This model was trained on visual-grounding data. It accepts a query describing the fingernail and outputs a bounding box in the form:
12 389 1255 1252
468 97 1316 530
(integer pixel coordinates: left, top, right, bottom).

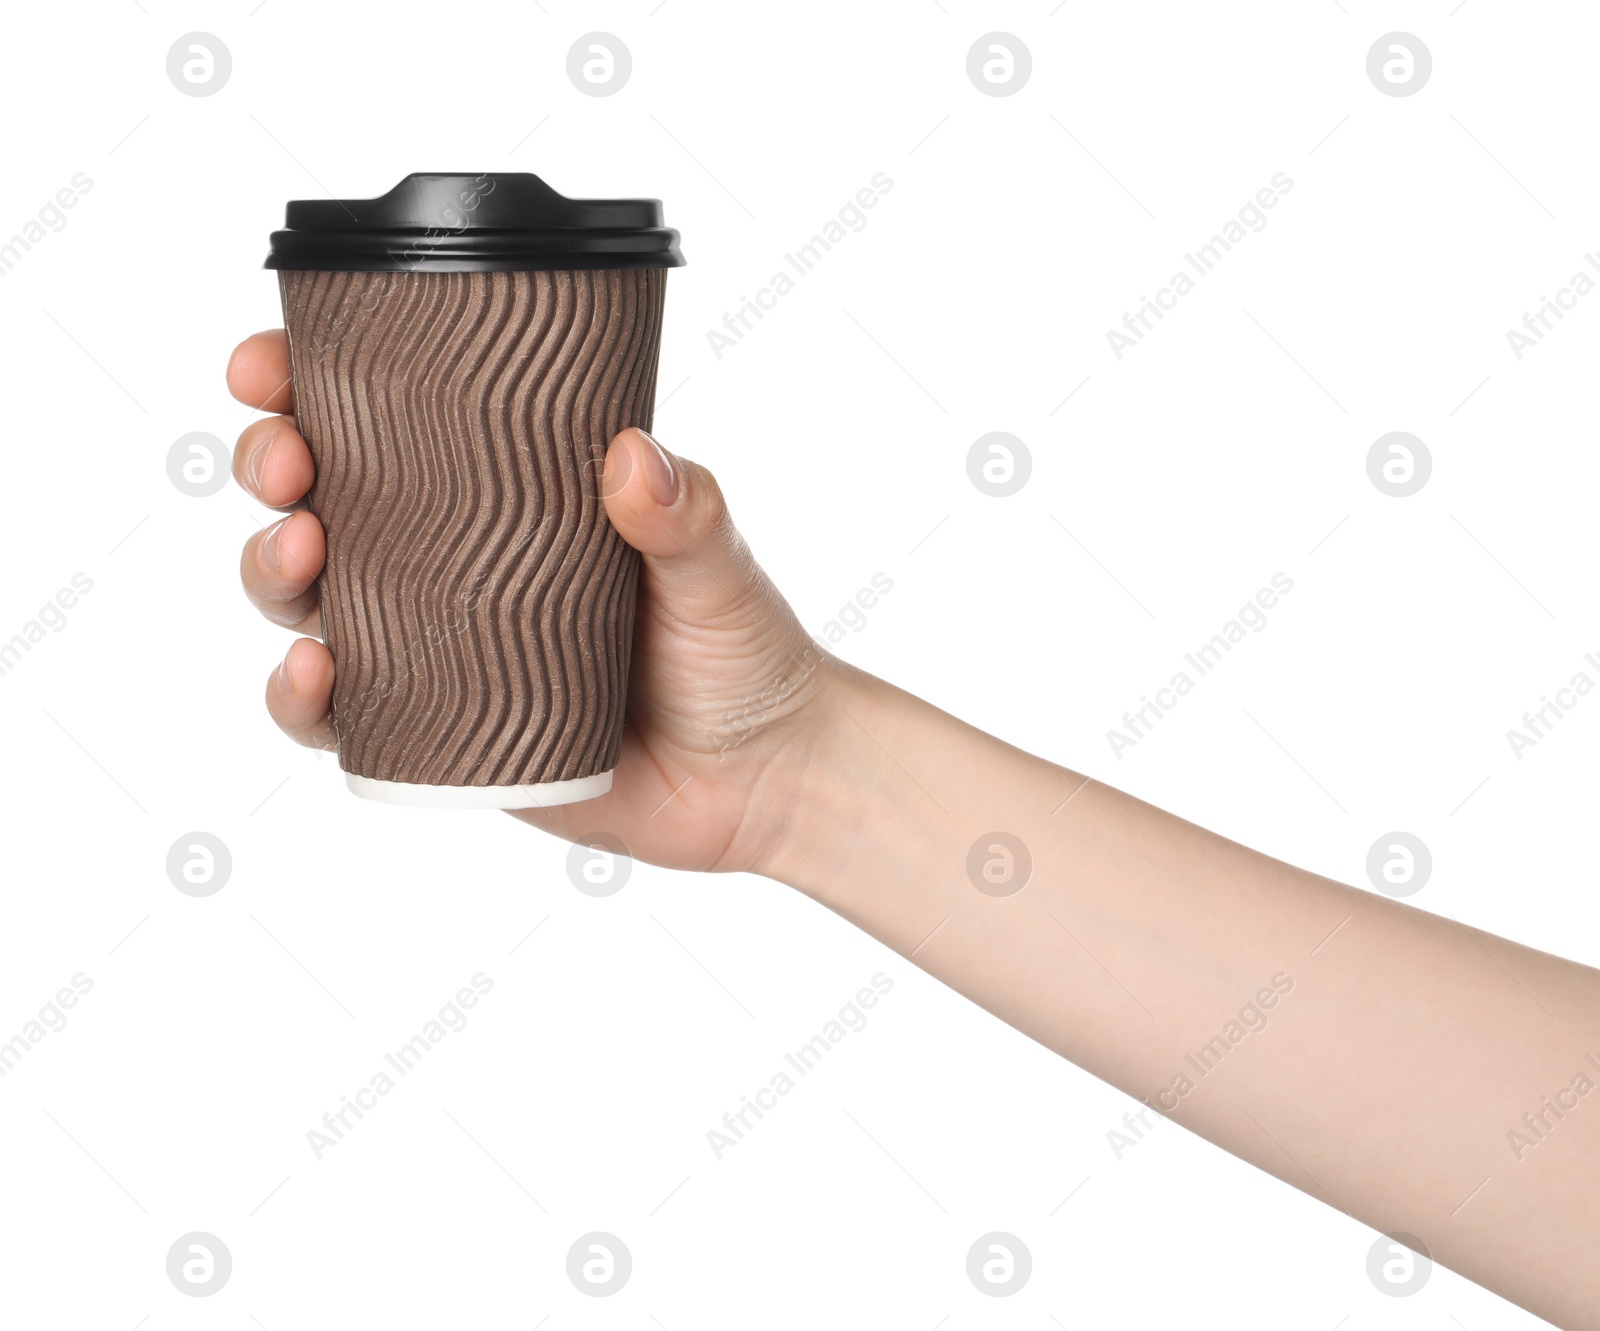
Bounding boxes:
261 517 286 571
638 430 678 506
247 430 276 493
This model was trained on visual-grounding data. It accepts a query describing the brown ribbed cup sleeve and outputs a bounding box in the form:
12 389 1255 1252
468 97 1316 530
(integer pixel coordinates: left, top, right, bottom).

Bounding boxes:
277 268 666 788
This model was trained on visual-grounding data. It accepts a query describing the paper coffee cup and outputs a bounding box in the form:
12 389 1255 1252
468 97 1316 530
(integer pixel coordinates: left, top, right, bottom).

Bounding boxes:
264 172 684 809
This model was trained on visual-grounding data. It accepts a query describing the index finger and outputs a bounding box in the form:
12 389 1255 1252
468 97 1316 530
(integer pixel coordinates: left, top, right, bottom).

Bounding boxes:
226 330 294 414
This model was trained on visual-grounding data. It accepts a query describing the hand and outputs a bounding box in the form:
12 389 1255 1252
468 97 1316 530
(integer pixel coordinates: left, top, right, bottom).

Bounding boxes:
226 329 838 875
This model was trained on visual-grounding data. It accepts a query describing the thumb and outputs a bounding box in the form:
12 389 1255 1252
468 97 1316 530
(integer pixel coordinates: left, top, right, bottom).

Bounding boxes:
601 428 764 622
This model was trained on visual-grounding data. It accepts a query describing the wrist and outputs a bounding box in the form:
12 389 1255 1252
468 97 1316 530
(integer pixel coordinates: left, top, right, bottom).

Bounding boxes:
754 657 949 903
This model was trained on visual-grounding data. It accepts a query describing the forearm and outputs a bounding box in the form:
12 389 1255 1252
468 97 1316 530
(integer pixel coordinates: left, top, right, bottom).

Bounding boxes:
767 660 1600 1328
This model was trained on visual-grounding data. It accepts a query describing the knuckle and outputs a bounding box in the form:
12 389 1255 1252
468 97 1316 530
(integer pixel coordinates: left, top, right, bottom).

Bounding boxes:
693 465 730 526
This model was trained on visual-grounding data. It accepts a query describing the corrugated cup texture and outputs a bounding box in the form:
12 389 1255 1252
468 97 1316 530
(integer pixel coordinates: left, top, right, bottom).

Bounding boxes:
278 267 666 787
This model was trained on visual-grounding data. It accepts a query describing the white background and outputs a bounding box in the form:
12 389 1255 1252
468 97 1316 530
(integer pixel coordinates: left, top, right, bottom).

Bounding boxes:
0 1 1593 1325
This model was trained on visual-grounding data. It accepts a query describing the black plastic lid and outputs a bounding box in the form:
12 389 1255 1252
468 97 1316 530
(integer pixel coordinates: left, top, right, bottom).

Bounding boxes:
264 172 685 273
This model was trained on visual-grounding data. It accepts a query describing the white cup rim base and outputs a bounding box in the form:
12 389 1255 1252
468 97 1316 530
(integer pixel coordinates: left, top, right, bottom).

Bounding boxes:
345 770 614 810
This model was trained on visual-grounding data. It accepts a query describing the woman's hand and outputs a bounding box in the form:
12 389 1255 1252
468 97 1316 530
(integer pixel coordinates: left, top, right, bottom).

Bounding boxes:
229 326 1600 1328
227 328 840 876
